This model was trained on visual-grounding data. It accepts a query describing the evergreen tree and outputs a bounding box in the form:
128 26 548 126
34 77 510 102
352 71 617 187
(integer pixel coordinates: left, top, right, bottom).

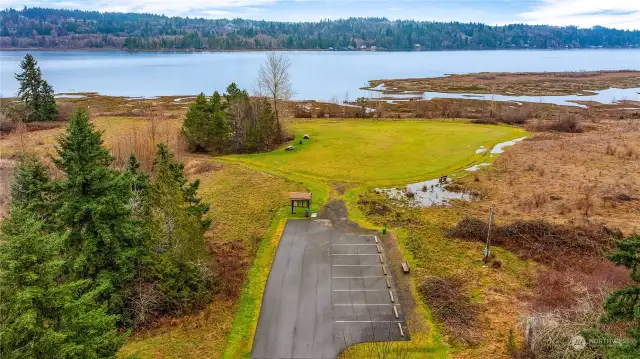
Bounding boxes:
181 93 213 152
125 153 150 193
53 108 140 315
597 233 640 357
38 80 58 121
209 91 230 154
14 53 57 122
257 99 278 149
10 155 52 219
144 144 214 311
0 208 124 359
15 54 41 121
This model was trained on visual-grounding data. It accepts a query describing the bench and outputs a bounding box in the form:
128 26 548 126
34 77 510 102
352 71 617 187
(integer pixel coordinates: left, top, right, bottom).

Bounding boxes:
401 261 410 274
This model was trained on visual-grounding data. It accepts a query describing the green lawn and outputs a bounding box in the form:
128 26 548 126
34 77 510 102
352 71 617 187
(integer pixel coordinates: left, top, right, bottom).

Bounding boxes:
224 119 527 186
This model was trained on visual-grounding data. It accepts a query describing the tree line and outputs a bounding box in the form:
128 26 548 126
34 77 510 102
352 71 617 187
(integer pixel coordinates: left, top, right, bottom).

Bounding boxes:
0 109 216 357
2 7 640 51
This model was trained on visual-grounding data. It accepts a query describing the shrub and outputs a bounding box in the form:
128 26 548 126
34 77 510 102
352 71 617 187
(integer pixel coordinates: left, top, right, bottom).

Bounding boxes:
447 218 621 268
540 114 585 133
418 276 481 345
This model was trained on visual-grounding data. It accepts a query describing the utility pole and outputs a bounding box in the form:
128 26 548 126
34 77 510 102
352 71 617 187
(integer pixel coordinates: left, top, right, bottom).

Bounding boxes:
483 205 494 266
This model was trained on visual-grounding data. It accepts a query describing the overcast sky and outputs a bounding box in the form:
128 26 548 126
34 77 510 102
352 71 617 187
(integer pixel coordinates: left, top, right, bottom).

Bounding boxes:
1 0 639 30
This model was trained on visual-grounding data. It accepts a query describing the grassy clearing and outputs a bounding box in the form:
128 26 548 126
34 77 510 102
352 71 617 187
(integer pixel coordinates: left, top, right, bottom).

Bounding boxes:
119 296 236 359
224 119 526 186
196 163 305 246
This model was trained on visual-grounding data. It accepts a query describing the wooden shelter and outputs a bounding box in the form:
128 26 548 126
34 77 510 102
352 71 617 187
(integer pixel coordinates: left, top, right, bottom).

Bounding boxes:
289 192 312 214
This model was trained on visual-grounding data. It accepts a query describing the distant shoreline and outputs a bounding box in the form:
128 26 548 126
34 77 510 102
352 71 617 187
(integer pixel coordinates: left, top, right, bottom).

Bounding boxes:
2 47 640 54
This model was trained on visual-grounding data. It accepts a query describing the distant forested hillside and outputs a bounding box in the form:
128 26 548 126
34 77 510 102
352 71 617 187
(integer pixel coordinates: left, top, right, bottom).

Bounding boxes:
2 7 640 51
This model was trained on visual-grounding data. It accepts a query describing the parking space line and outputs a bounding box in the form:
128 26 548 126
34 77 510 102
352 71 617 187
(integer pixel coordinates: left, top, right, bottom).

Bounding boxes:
333 289 396 292
335 320 404 323
331 244 377 246
334 303 393 307
330 253 380 256
332 264 387 267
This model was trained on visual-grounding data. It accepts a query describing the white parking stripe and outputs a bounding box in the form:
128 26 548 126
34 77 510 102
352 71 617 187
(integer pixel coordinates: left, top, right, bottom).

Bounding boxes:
330 253 380 256
332 264 387 267
331 244 377 246
333 303 393 307
335 321 404 323
333 289 396 292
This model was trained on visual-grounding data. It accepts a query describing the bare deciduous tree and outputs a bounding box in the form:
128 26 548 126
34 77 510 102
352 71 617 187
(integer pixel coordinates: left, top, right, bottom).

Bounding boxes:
256 52 293 141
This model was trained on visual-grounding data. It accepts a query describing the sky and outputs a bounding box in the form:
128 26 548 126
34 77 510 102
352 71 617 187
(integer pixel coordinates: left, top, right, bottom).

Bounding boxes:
1 0 639 30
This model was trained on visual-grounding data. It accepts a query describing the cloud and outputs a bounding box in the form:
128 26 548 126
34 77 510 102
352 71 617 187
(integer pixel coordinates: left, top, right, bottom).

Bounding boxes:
519 0 640 29
0 0 277 17
0 0 638 29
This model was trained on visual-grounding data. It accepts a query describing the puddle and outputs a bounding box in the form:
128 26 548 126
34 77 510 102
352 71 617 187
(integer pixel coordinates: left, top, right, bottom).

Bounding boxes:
368 86 640 108
375 136 526 207
55 94 87 99
466 163 490 171
376 178 474 207
126 96 159 101
174 97 197 102
491 136 527 154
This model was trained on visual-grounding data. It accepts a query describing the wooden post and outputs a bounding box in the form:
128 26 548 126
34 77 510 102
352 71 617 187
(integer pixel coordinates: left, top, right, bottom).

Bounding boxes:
483 205 494 265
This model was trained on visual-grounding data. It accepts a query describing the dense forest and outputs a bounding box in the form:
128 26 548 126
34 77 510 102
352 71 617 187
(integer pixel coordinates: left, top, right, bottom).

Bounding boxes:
2 7 640 51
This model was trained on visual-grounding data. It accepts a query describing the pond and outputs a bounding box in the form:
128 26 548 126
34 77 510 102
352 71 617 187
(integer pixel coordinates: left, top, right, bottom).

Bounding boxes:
370 85 640 107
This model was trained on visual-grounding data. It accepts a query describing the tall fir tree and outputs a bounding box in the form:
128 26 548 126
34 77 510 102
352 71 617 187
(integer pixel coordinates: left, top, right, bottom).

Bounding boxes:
37 80 58 121
14 54 57 122
52 108 140 315
181 93 213 152
0 208 124 359
209 91 230 154
144 144 214 312
257 98 278 149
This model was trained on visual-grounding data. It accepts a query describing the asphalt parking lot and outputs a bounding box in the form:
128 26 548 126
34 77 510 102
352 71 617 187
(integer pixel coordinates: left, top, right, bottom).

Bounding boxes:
252 219 408 359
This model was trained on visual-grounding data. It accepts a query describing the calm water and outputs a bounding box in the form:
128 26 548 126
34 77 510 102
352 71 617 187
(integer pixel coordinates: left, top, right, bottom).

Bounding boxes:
1 49 640 101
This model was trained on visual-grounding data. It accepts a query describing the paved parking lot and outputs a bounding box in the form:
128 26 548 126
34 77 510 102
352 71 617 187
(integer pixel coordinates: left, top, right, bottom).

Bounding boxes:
252 219 408 359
